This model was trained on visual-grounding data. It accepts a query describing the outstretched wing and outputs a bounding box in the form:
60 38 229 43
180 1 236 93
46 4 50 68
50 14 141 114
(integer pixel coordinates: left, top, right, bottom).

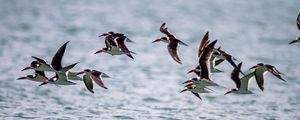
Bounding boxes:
91 70 108 89
199 40 217 80
198 32 210 57
167 39 182 64
31 56 47 64
83 74 94 93
254 68 266 91
264 64 286 82
51 41 69 71
160 22 176 38
230 63 242 89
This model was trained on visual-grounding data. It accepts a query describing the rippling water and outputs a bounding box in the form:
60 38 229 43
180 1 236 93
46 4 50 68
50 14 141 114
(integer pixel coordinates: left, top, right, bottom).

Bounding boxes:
1 0 300 119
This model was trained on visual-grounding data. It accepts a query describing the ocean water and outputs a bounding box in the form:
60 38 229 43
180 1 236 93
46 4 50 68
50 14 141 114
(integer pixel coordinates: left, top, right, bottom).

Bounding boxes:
0 0 300 119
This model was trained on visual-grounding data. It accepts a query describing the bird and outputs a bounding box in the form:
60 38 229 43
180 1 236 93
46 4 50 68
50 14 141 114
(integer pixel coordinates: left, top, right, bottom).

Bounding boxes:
152 23 188 46
17 70 49 83
95 35 134 57
289 12 300 44
76 69 110 93
180 83 214 100
21 56 54 72
250 63 286 91
153 22 188 64
40 41 79 86
115 36 136 59
224 63 255 95
181 40 224 100
99 31 134 43
188 32 224 75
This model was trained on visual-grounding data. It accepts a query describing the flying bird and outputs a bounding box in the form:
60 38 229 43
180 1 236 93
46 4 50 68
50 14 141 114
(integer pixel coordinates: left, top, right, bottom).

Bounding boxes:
289 12 300 44
77 69 110 93
250 63 286 91
224 63 255 95
153 23 188 64
40 41 79 86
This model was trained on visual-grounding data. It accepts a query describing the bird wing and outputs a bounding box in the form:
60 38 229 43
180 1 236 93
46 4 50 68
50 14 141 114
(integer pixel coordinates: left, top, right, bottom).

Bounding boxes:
240 72 255 91
198 32 210 57
51 41 69 71
254 67 266 91
35 70 48 79
105 35 118 47
219 49 245 76
115 36 134 59
199 40 217 80
91 70 108 89
191 92 202 100
31 56 47 64
60 62 78 73
83 74 94 93
230 62 242 89
297 12 300 30
167 39 182 64
214 58 225 66
264 64 286 82
160 22 176 38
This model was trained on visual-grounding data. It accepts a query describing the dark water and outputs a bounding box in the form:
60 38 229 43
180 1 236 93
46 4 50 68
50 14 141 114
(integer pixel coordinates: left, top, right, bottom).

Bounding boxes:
0 0 300 119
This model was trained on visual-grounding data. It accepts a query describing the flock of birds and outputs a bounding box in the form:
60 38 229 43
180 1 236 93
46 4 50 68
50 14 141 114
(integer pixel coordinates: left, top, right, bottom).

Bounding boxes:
17 12 300 100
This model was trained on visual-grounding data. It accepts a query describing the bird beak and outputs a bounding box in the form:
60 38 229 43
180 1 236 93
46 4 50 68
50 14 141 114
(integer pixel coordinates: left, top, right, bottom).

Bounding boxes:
77 71 85 75
249 65 258 69
17 76 26 80
184 83 193 88
187 68 196 74
98 32 109 37
224 90 232 95
22 66 31 71
180 88 188 93
182 80 192 84
152 38 161 43
39 81 49 86
94 49 103 54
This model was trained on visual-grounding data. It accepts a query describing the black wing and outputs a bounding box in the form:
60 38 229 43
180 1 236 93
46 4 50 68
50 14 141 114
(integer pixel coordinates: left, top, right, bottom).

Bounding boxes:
191 92 202 100
297 12 300 30
264 64 286 82
199 40 217 80
31 56 47 64
230 62 242 89
218 49 245 76
167 39 182 64
198 32 210 57
51 41 69 71
115 36 134 59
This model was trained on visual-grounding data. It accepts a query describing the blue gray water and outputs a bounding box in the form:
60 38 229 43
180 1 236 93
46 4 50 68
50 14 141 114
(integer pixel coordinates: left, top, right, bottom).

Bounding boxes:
1 0 300 119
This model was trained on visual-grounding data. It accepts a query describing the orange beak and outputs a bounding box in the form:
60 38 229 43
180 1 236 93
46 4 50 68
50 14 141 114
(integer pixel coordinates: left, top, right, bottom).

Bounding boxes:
249 65 258 69
224 90 232 95
94 49 104 54
77 71 85 75
17 76 26 80
152 38 161 43
182 80 192 84
187 68 196 74
180 88 188 93
98 32 110 37
22 66 31 71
